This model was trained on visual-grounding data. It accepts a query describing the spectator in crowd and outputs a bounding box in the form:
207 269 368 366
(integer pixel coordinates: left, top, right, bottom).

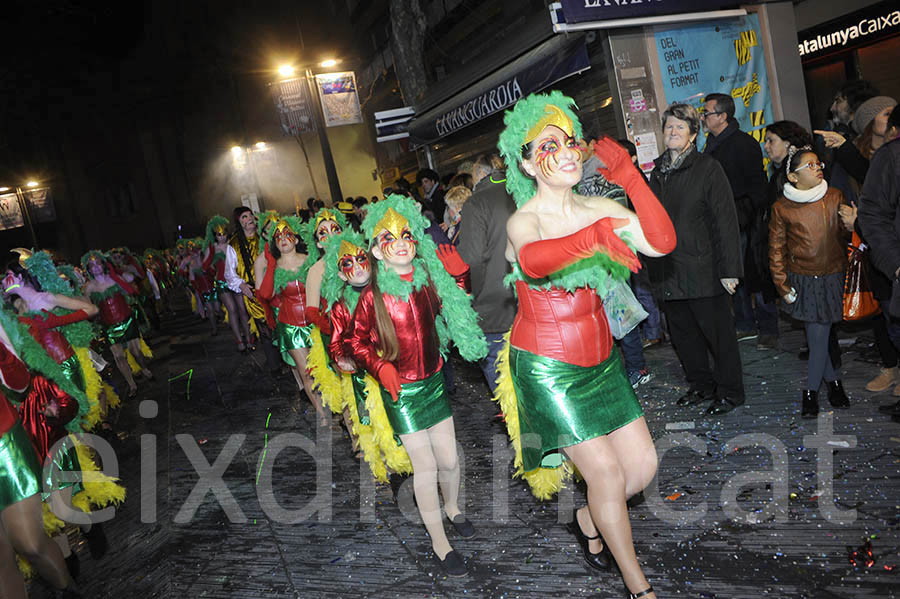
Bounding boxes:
702 93 774 349
821 96 900 394
457 153 516 393
648 103 745 416
417 168 446 223
456 160 474 177
442 185 471 246
769 146 850 418
857 104 900 413
577 134 653 388
448 173 474 191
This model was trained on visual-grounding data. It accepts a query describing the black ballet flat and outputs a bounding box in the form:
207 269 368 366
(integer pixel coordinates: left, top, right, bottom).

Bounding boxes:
434 549 467 576
449 514 475 538
84 523 108 559
566 520 613 571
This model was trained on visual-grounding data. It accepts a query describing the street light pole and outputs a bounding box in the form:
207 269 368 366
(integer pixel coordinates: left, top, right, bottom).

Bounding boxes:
304 68 344 204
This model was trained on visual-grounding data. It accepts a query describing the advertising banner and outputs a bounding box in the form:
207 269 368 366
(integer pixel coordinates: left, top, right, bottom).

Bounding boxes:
315 71 363 127
558 0 736 24
271 77 316 135
24 188 55 223
0 193 24 231
654 13 773 154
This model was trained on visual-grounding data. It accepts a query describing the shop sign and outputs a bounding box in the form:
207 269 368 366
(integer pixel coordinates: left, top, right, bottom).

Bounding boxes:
798 1 900 60
557 0 733 25
408 37 589 146
654 13 773 158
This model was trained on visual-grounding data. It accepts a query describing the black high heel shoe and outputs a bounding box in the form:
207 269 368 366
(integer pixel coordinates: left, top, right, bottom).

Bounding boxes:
566 520 613 570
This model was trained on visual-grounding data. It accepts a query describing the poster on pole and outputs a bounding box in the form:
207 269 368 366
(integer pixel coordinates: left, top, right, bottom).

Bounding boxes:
0 193 24 230
654 13 773 155
24 188 55 223
271 77 316 135
315 71 363 127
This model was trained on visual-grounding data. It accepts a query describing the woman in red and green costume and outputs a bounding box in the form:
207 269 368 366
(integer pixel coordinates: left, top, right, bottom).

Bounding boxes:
179 238 221 335
349 195 486 577
205 215 251 351
301 207 348 331
0 321 78 599
497 92 676 599
256 216 328 426
81 250 152 397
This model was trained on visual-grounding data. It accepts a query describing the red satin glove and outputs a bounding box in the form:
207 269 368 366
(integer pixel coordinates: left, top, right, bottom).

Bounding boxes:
593 136 676 254
30 309 91 329
436 244 469 277
0 341 30 393
304 306 332 335
519 217 639 279
376 362 401 402
256 249 276 302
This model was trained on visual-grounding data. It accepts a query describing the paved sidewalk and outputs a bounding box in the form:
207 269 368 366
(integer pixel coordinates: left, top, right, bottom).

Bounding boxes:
28 311 900 599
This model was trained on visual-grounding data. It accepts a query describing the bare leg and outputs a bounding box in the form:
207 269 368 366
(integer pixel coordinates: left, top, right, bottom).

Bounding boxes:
1 495 73 590
126 338 152 380
219 291 245 348
563 423 656 598
398 428 454 559
427 417 461 520
110 343 137 394
287 348 327 425
342 406 359 454
231 293 252 345
0 523 27 599
206 300 218 335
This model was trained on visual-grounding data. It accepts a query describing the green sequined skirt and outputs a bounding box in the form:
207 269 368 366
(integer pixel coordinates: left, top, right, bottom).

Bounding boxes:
351 372 371 426
509 346 643 472
59 354 85 393
0 422 42 510
107 314 140 345
275 321 313 367
42 439 84 499
380 369 452 436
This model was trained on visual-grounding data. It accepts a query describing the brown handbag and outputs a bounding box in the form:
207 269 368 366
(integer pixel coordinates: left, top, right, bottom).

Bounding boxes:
843 232 881 321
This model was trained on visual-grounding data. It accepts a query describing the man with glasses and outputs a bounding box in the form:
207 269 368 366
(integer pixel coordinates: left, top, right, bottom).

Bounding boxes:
702 93 774 350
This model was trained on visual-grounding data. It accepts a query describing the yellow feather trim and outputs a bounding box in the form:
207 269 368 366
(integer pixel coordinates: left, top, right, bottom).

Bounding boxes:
248 316 259 338
363 374 413 475
42 500 65 536
103 382 121 410
342 373 388 483
75 347 103 429
306 328 345 414
190 292 197 313
125 348 140 373
69 437 127 513
492 333 572 500
139 337 153 359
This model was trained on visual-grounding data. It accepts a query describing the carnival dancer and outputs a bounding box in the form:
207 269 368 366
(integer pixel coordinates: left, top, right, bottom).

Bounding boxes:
224 207 282 371
349 195 487 576
314 230 413 481
301 207 348 327
109 247 157 332
81 251 152 397
142 249 170 317
205 215 252 352
180 239 221 335
496 92 676 599
256 216 329 426
0 323 78 599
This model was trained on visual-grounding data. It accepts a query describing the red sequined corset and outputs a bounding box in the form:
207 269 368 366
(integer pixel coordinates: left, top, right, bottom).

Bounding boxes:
34 328 74 364
277 280 309 326
98 292 133 326
509 280 612 367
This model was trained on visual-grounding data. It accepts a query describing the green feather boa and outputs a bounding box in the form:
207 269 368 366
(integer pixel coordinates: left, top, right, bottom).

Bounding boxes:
205 215 230 247
298 208 349 276
273 265 310 296
0 307 89 431
22 254 99 349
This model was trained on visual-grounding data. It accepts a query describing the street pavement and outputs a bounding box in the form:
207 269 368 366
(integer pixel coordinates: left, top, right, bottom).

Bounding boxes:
28 308 899 599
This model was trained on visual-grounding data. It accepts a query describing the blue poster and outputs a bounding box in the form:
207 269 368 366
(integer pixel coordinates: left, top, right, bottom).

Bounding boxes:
654 14 772 154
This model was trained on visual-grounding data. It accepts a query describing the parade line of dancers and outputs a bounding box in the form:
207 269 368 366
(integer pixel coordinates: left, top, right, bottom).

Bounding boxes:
0 92 670 598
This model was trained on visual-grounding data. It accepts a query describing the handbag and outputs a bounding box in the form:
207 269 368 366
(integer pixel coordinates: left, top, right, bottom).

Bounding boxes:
842 232 881 321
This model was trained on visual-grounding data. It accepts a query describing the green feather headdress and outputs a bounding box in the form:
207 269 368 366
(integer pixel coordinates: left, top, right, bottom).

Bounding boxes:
24 251 69 295
205 215 230 247
497 91 582 208
321 229 368 312
299 207 350 264
360 194 487 362
80 250 107 273
255 210 280 254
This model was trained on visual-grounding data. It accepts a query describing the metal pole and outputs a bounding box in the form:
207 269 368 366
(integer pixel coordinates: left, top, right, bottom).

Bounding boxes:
294 135 321 200
15 187 39 249
305 68 344 204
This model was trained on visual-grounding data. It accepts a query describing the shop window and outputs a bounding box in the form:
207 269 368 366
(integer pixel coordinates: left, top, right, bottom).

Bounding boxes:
804 60 850 128
857 35 900 104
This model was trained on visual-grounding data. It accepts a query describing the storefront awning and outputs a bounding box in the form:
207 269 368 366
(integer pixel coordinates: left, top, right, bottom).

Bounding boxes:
407 35 590 148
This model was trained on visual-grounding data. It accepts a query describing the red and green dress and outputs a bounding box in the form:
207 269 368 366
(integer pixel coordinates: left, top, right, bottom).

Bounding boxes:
91 283 140 346
0 341 42 510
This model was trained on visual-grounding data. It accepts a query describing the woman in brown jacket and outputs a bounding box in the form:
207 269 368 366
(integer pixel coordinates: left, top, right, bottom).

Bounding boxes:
769 146 851 418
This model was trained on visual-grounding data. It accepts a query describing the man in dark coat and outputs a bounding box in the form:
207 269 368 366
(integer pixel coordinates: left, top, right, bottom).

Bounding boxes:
858 106 900 419
456 154 516 392
703 93 776 349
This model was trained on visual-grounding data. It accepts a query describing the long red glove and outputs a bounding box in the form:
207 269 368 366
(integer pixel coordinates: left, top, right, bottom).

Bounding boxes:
376 361 401 402
436 244 471 291
127 254 146 278
593 136 677 254
0 341 30 393
256 244 276 302
304 306 332 335
30 309 91 329
201 245 214 271
108 264 138 295
518 217 639 279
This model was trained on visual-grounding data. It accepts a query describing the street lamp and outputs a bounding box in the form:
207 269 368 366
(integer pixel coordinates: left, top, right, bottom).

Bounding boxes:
320 59 338 68
278 62 343 204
